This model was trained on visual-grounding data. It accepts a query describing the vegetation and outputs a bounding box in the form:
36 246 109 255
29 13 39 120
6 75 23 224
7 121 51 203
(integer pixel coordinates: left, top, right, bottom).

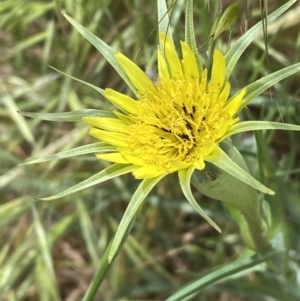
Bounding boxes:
1 0 300 300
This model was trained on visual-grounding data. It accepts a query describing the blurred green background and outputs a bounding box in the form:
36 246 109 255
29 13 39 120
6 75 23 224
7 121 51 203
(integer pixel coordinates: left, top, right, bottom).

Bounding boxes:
1 0 300 300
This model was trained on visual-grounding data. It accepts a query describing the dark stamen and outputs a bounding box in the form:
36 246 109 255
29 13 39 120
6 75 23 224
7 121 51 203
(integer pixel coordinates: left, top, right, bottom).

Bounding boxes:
162 127 171 133
153 124 171 133
179 133 190 140
185 120 193 131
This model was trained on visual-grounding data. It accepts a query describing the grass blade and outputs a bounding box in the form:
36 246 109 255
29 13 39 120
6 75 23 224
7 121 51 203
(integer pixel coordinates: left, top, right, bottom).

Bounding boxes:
225 0 297 79
166 248 280 301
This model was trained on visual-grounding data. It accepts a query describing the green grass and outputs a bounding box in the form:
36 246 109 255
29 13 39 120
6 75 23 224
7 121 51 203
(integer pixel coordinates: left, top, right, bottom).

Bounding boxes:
1 0 300 300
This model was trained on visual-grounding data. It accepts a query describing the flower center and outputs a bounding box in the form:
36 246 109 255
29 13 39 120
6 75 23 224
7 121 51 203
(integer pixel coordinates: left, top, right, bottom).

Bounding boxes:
121 72 235 171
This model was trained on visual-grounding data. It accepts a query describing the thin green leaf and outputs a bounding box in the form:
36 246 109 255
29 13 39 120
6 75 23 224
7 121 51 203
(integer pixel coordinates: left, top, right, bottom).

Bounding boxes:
48 212 79 246
76 199 99 265
225 0 297 79
225 121 300 139
40 164 136 201
205 147 274 195
20 142 116 165
108 175 164 262
185 0 202 74
49 66 104 95
11 31 48 54
157 0 173 43
31 204 60 300
20 109 115 122
2 95 35 144
0 197 31 227
241 62 300 108
63 13 137 95
179 168 221 233
166 248 280 301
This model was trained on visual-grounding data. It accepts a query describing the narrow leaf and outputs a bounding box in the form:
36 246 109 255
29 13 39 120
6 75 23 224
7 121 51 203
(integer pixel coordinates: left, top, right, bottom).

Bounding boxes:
225 121 300 139
241 62 300 108
20 142 116 165
157 0 174 43
108 175 164 262
166 248 279 301
76 199 99 265
20 109 115 122
179 168 221 233
40 164 136 201
49 66 104 94
225 0 296 79
31 204 60 300
2 95 35 144
205 147 275 195
63 13 137 95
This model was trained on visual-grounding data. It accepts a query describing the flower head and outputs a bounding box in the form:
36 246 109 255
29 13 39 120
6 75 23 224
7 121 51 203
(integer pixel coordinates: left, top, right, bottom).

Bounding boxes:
83 33 246 179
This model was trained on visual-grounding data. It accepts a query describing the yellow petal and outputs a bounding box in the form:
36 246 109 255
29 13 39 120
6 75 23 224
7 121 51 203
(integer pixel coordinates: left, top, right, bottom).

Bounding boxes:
210 49 226 91
96 153 130 164
216 119 231 138
159 32 183 78
193 159 205 170
133 165 166 179
104 88 137 114
171 160 190 170
89 128 128 147
180 41 199 80
158 46 170 80
203 142 216 157
119 154 145 166
218 82 230 102
115 52 156 94
83 117 128 133
225 87 246 116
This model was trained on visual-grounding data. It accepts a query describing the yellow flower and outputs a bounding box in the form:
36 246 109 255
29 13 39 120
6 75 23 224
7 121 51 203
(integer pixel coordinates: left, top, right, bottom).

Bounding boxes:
27 1 300 260
83 33 246 180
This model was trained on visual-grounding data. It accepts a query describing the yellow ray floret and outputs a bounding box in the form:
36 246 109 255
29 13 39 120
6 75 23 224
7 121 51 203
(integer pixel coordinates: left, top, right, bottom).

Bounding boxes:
225 87 247 115
83 117 128 133
133 165 168 179
115 52 157 95
103 89 137 114
180 41 199 80
210 49 226 93
89 128 128 148
157 46 170 80
96 153 130 164
159 32 183 78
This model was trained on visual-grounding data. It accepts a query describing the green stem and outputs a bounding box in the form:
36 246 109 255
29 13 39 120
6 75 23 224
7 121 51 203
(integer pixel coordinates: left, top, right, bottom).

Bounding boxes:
225 201 269 252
